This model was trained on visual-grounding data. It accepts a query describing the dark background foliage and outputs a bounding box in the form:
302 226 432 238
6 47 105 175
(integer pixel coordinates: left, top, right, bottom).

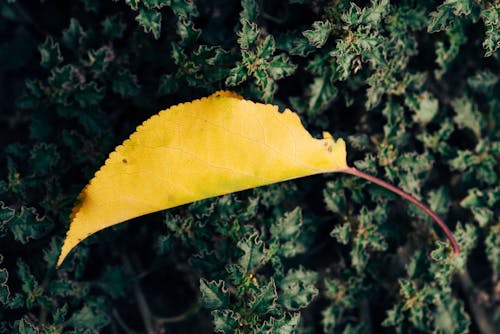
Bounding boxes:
0 0 498 333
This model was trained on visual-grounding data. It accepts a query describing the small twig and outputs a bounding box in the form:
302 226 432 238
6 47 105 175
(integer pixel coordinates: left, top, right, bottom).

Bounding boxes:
121 255 156 334
12 2 49 37
112 309 142 334
458 271 497 334
38 268 52 327
359 298 373 334
155 303 200 325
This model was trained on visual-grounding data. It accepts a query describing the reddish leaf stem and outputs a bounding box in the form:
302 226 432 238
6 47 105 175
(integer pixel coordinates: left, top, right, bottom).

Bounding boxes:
338 166 460 254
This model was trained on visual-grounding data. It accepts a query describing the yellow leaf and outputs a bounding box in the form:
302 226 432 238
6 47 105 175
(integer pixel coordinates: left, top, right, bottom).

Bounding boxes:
57 91 348 266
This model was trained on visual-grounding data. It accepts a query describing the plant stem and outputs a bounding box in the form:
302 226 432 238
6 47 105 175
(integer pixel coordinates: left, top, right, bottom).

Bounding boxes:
337 166 460 254
458 271 497 334
122 255 156 334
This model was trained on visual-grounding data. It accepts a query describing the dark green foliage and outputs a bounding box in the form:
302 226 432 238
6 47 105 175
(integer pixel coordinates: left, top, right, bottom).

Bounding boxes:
1 0 499 333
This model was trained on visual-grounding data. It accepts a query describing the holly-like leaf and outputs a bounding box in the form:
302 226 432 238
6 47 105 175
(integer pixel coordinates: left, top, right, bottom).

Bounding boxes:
74 82 105 107
0 261 9 304
303 21 332 48
200 279 230 309
111 69 140 97
258 313 300 333
237 20 259 50
238 232 266 273
68 302 110 331
409 92 439 125
452 95 484 138
38 36 62 69
248 278 278 315
29 143 60 175
278 267 318 311
15 318 38 334
481 6 499 57
62 18 86 50
212 309 240 333
2 203 53 244
135 8 162 39
101 14 126 39
485 224 500 276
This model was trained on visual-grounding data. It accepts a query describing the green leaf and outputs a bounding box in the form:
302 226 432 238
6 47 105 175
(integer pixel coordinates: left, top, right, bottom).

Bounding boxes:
257 35 275 59
42 237 61 268
308 74 338 113
382 102 409 145
85 46 113 74
452 95 484 138
158 74 178 95
200 279 230 309
52 304 68 324
397 152 433 196
176 16 201 44
448 150 479 172
428 3 454 32
142 0 170 9
125 0 140 10
267 54 296 80
459 188 486 208
278 267 318 311
330 223 351 245
428 186 450 216
434 21 467 79
101 14 126 39
74 82 105 107
409 92 439 125
3 204 53 244
38 36 62 69
249 278 278 315
351 207 387 272
258 313 301 333
16 79 44 110
111 69 140 97
364 0 390 25
321 304 343 332
240 0 258 22
62 18 86 50
29 143 60 175
226 63 248 86
16 260 39 308
417 119 454 156
169 0 198 17
82 0 99 12
434 293 470 334
98 266 129 298
237 232 266 273
136 8 162 39
270 207 302 243
238 20 259 50
68 302 110 331
470 207 493 227
15 318 38 334
212 309 240 333
481 6 500 56
0 264 9 304
485 224 500 276
324 181 346 214
467 70 498 94
303 21 332 48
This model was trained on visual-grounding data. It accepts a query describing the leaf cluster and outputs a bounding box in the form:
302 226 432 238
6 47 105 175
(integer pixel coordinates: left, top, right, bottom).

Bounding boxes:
1 0 499 333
